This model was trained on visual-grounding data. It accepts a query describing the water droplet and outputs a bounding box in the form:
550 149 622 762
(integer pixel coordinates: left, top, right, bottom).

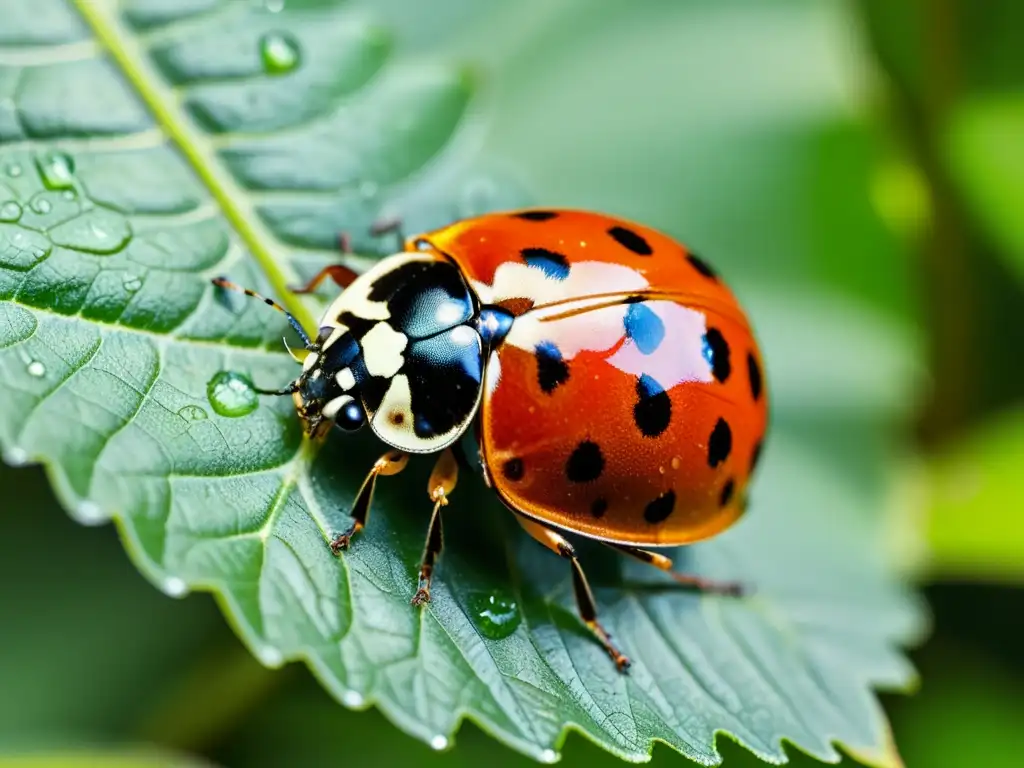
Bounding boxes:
72 500 106 526
265 0 284 11
35 151 75 190
0 201 21 222
6 163 22 178
342 690 364 707
32 199 51 214
177 404 208 422
257 645 284 667
63 190 76 201
539 749 559 764
259 32 301 75
161 576 188 597
26 360 45 378
2 446 28 466
207 371 259 417
359 180 378 200
430 735 448 751
468 590 521 639
123 275 142 292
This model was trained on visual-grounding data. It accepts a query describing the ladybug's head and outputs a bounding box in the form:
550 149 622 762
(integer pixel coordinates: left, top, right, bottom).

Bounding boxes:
290 327 368 440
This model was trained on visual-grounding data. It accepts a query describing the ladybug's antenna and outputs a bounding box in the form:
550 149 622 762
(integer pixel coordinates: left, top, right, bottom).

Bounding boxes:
211 277 312 347
253 383 299 396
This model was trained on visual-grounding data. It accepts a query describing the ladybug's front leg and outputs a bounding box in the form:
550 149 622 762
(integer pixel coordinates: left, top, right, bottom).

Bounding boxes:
329 450 408 554
514 514 631 673
289 264 360 296
410 449 458 606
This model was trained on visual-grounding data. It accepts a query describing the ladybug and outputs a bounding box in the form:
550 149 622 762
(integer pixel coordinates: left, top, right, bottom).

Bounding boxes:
213 209 768 671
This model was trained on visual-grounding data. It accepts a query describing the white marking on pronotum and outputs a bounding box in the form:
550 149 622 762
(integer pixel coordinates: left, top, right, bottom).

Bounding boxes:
322 394 354 421
336 367 356 391
361 322 407 378
302 351 319 372
449 325 477 347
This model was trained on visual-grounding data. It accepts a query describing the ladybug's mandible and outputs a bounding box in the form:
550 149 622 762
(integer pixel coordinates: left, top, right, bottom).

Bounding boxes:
214 208 769 671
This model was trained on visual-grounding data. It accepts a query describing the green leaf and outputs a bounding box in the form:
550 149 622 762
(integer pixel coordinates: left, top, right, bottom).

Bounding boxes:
924 408 1024 583
0 1 922 765
946 96 1024 283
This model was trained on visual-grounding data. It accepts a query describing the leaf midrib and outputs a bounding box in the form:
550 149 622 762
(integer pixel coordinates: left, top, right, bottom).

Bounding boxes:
71 0 318 332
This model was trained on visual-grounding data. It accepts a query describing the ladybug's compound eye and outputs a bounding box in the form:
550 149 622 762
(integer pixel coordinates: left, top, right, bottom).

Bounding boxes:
323 394 365 431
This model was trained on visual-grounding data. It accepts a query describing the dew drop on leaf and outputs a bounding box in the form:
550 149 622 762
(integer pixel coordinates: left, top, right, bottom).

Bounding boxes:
123 275 142 292
2 446 28 467
539 749 558 764
72 500 106 525
0 201 22 222
35 151 76 190
359 180 379 200
32 198 51 214
177 404 208 422
5 163 22 178
26 360 45 378
161 576 189 597
259 32 301 75
342 690 364 707
430 735 449 751
257 644 285 667
207 371 259 417
468 590 521 639
265 0 284 12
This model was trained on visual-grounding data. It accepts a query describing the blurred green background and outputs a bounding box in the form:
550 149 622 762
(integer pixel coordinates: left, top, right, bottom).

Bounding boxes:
2 0 1022 766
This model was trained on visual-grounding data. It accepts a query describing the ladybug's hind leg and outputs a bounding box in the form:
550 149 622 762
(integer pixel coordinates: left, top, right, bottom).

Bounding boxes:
606 543 744 597
329 450 408 554
514 515 631 673
410 449 459 606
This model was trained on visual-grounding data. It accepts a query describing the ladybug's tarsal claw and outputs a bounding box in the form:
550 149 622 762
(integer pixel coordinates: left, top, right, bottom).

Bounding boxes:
615 655 632 674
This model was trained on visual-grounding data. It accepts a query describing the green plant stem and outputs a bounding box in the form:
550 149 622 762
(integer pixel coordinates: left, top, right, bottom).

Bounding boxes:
71 0 318 332
858 0 972 446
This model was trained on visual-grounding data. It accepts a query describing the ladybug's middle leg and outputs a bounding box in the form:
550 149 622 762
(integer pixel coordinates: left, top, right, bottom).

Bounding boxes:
513 514 631 673
605 543 743 596
329 449 408 554
410 448 458 606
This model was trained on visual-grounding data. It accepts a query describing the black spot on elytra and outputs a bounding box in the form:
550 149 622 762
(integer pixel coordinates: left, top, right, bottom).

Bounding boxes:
502 457 524 481
748 352 763 401
590 498 608 518
643 489 676 524
687 252 718 280
750 438 764 475
708 418 732 468
521 247 570 280
359 373 390 414
703 328 731 383
566 440 604 483
633 375 671 437
367 260 432 302
513 210 559 221
720 478 735 507
535 341 570 394
608 225 653 255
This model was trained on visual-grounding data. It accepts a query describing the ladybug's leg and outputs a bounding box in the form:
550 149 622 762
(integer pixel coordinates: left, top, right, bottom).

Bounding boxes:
606 544 743 596
514 514 631 672
329 450 408 554
410 449 458 606
370 216 406 251
289 264 360 296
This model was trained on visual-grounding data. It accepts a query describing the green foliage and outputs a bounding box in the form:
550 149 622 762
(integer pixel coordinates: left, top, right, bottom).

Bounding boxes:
925 408 1024 582
946 97 1024 283
0 0 926 765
